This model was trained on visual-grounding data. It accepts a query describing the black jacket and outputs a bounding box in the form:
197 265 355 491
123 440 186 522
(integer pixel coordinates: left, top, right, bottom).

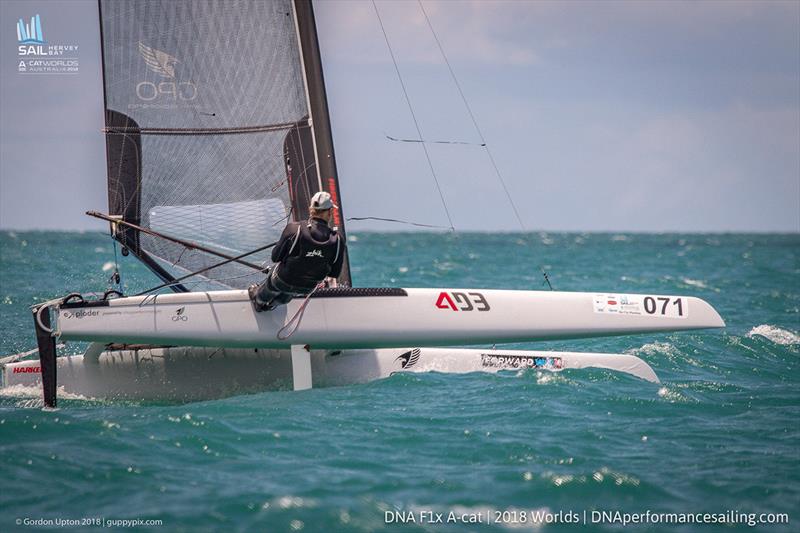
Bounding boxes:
271 217 344 289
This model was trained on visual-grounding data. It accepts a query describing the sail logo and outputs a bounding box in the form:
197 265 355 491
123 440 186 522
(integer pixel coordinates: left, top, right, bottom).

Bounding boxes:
17 14 45 44
435 291 490 312
135 42 197 103
138 42 178 78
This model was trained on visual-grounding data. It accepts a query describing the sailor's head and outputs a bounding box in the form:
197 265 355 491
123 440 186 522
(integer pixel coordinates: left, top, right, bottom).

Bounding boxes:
309 191 337 222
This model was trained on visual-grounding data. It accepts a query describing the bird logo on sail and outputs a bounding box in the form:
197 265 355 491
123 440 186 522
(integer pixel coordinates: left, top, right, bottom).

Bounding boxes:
138 42 178 78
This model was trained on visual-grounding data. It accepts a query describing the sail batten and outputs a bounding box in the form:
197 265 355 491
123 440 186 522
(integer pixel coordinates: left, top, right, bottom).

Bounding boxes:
99 0 351 290
104 120 309 136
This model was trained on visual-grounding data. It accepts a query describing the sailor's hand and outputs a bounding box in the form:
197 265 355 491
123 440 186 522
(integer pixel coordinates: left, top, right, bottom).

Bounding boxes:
324 277 338 288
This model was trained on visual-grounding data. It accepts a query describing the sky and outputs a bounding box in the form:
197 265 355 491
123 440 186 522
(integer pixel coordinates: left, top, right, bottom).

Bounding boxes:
1 0 798 233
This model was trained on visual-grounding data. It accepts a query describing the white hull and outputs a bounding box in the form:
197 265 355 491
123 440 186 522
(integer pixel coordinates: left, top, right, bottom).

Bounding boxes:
2 346 659 402
54 288 724 349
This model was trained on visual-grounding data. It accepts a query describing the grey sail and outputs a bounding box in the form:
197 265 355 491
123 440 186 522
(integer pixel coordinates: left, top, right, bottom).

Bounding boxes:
99 0 350 291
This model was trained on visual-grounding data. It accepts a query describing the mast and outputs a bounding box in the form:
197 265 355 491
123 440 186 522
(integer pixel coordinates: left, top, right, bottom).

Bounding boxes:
292 0 351 286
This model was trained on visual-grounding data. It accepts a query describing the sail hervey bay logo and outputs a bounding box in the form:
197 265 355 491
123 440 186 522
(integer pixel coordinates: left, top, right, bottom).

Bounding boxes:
16 13 79 74
17 14 45 44
135 42 197 104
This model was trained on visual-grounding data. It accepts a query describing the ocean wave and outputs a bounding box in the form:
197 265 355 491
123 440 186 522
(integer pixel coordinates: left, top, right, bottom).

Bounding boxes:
628 341 679 358
747 325 800 345
657 386 692 403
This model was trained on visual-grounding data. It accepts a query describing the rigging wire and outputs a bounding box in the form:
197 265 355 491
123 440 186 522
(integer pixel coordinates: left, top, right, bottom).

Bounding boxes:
371 0 455 231
133 240 278 296
139 270 265 296
384 133 485 146
418 0 554 289
276 282 325 341
347 216 451 230
417 0 525 232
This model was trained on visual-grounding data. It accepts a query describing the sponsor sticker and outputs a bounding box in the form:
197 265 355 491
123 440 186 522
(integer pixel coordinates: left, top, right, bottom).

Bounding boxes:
13 366 41 374
60 309 98 319
394 348 421 369
593 294 687 318
480 354 563 370
171 307 188 322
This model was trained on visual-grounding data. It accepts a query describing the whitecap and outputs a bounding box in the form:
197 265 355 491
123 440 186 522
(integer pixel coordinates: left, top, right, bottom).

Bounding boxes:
680 278 708 289
591 466 640 487
274 495 315 509
657 386 689 403
629 342 678 358
102 261 115 272
747 325 800 345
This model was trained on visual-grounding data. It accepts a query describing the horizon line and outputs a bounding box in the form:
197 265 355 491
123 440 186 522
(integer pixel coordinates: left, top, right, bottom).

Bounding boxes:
1 227 798 236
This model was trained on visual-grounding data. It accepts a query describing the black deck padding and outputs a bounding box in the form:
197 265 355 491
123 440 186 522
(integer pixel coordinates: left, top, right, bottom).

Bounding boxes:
310 287 408 298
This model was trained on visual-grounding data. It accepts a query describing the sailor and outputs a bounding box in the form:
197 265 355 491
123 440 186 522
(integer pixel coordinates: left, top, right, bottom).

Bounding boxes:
249 191 345 311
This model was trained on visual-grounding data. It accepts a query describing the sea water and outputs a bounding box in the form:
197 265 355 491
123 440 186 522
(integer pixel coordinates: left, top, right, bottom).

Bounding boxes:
0 231 797 532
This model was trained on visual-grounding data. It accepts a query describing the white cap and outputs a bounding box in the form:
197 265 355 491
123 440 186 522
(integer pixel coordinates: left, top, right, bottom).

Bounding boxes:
310 191 337 210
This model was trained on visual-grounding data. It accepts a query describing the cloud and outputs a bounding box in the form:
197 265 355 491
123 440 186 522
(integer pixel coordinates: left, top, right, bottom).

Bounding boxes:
318 0 799 74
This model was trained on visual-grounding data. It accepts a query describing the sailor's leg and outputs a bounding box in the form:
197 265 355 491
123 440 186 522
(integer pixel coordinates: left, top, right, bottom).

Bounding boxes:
290 344 312 390
273 293 294 305
261 282 294 311
249 272 281 311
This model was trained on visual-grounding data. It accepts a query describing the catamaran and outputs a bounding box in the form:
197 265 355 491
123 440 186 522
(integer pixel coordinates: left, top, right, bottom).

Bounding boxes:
1 0 724 406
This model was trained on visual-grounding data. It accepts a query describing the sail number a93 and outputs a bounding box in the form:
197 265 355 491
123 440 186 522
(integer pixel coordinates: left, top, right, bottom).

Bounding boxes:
436 291 490 312
643 296 684 317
